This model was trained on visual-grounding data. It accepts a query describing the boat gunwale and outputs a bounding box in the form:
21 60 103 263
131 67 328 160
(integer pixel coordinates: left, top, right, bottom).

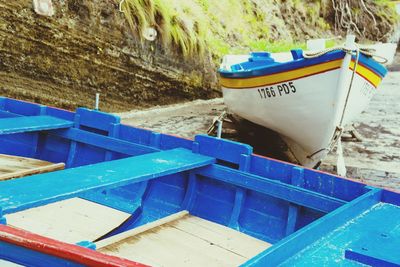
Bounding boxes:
218 50 387 79
220 62 342 89
0 224 146 267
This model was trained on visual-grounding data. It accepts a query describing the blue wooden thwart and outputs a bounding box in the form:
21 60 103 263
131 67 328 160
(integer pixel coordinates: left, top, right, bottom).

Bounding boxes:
52 128 159 156
0 148 215 214
0 116 73 135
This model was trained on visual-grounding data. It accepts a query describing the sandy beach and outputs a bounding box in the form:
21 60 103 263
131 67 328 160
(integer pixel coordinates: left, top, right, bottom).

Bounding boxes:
119 71 400 191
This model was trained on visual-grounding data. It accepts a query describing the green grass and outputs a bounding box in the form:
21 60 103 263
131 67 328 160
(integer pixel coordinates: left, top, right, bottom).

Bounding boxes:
247 40 306 53
119 0 208 57
119 0 286 58
118 0 396 61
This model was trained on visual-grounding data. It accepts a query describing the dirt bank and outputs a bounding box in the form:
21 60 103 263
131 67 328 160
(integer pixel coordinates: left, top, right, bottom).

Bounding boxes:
120 71 400 191
0 1 218 112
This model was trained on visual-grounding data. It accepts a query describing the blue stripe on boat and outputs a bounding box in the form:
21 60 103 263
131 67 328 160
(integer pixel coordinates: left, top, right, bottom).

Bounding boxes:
219 50 387 79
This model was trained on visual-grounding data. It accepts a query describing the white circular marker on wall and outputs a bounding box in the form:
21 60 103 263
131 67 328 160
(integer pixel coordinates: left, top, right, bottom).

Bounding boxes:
33 0 55 17
39 2 49 13
142 27 157 41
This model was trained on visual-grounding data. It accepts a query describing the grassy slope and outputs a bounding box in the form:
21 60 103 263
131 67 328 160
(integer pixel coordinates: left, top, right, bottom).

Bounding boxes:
120 0 398 62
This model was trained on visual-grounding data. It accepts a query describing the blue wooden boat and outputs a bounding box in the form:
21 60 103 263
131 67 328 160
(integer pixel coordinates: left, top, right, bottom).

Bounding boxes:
0 97 399 267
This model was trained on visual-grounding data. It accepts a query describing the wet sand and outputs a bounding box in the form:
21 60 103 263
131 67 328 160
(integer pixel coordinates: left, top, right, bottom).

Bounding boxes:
119 71 400 191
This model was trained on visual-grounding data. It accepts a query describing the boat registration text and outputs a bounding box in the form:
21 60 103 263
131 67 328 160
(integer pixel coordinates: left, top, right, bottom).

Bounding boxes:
257 82 297 99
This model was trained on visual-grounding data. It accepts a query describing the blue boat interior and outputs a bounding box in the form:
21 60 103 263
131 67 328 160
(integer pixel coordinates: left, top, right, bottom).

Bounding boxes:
0 96 399 266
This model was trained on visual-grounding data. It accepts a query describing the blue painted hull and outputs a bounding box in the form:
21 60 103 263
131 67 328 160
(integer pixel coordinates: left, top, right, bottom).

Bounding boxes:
0 97 399 266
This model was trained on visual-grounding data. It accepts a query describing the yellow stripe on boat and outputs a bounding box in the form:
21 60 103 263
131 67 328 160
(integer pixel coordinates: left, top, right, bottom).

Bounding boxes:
220 59 382 89
350 61 382 88
219 59 343 89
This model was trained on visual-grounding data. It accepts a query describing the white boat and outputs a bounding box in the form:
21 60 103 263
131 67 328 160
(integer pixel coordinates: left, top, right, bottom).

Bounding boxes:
219 36 388 169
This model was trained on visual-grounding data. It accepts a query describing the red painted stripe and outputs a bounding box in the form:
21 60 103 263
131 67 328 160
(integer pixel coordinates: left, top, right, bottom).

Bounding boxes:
0 225 148 267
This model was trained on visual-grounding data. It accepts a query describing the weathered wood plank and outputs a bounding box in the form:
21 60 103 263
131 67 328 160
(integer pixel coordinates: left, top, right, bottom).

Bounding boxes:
173 215 271 259
0 116 73 135
95 211 189 249
0 154 65 181
7 198 131 244
99 214 271 267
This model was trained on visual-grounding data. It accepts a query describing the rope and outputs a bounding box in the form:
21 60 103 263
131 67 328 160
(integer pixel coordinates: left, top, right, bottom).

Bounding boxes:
339 43 360 127
304 43 362 162
303 42 386 168
303 46 352 58
303 45 388 64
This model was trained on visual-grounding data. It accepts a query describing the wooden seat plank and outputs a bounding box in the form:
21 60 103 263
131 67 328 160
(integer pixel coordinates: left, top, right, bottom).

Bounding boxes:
95 211 189 249
7 198 131 244
0 154 65 181
98 214 271 267
172 215 270 258
0 148 215 214
0 115 73 135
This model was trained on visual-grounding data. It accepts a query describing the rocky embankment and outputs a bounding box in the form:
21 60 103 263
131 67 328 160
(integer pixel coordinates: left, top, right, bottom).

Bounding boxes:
0 1 218 111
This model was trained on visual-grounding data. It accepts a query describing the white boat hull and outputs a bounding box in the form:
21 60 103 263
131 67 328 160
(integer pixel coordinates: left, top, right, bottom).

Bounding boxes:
221 60 383 167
